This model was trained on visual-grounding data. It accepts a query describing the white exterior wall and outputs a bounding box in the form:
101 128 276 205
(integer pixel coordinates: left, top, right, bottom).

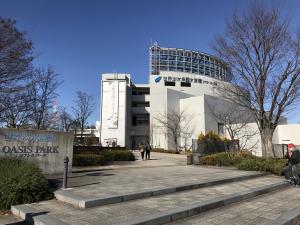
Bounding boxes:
99 71 298 155
149 71 229 150
179 96 206 149
100 74 130 147
273 124 300 145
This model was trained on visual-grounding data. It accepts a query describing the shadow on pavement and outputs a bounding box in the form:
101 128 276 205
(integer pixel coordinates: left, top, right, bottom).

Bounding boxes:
70 182 102 188
48 172 115 191
5 221 28 225
5 211 49 225
72 168 115 173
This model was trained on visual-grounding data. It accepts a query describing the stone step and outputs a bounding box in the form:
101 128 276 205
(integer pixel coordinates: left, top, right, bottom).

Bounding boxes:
11 205 67 225
169 184 300 225
54 172 268 208
12 176 287 225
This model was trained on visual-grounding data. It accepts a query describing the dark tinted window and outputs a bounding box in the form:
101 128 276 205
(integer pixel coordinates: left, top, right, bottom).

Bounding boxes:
165 81 175 86
181 82 191 87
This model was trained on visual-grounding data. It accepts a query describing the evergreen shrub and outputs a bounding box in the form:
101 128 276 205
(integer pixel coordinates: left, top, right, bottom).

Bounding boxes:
0 157 53 211
200 152 288 176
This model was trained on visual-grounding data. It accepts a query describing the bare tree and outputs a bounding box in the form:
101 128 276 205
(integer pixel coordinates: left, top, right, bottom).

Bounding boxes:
58 107 73 132
149 121 156 147
205 100 259 151
181 127 194 151
0 90 33 128
72 91 95 139
0 18 33 93
70 118 81 143
0 18 34 116
31 66 63 130
213 2 300 157
153 110 193 152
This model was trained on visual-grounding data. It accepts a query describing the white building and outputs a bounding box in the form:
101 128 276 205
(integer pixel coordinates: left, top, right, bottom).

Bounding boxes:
99 44 299 156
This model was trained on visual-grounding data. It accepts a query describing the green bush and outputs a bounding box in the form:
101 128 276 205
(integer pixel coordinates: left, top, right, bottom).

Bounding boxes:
102 150 135 161
73 151 135 167
83 137 99 146
0 157 53 211
151 149 180 154
236 159 262 171
200 152 287 176
73 154 105 166
197 132 238 155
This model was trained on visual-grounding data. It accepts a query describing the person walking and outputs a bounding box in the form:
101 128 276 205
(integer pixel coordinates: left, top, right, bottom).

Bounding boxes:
139 142 145 160
145 143 151 160
284 143 300 186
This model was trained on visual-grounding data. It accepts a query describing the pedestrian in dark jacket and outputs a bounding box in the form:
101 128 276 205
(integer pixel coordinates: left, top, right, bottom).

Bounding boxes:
145 143 151 160
284 143 300 186
139 142 145 160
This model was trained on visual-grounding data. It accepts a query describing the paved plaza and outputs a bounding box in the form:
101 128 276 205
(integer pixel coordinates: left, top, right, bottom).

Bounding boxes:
169 187 300 225
28 175 283 225
3 152 300 225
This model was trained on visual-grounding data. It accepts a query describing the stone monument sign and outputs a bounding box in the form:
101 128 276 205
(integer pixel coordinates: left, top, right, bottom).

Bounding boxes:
0 128 73 174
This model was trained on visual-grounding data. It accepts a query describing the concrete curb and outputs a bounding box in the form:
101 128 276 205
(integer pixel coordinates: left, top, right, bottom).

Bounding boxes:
268 205 300 225
55 172 268 208
112 181 289 225
11 205 68 225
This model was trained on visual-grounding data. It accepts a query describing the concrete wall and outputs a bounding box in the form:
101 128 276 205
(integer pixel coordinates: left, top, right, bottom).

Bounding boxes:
273 124 300 145
0 128 73 174
100 74 129 147
149 71 224 150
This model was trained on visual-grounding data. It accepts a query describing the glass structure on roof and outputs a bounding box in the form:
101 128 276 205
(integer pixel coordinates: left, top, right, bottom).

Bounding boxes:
150 44 231 82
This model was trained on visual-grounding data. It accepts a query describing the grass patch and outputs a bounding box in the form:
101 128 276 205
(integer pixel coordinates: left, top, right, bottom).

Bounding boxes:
200 152 287 176
0 157 53 211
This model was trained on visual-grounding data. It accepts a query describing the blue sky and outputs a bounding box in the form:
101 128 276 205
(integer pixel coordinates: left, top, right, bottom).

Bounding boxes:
1 0 300 124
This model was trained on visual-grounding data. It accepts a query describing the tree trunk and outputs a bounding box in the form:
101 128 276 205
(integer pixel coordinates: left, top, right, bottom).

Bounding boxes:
261 127 274 158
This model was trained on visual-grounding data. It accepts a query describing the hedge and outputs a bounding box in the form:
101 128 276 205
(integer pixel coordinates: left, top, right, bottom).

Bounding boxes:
0 157 53 211
151 148 181 154
73 150 135 167
102 150 135 161
197 132 239 155
73 154 105 167
200 152 287 176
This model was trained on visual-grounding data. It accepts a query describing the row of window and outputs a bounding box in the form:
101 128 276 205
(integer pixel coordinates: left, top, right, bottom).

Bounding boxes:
150 46 231 81
154 59 223 69
132 114 149 126
165 81 191 87
151 65 227 80
151 48 211 59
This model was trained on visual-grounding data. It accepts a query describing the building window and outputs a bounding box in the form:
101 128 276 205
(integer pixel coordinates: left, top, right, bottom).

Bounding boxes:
132 116 137 126
181 82 191 87
218 123 225 136
132 89 150 95
165 81 175 86
132 102 150 107
132 114 149 126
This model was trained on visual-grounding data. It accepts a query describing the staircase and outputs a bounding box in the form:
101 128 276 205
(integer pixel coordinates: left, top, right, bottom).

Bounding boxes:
11 169 299 225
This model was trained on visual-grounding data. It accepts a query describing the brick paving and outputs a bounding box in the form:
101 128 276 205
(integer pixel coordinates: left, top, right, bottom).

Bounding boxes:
27 175 283 225
0 214 26 225
170 186 300 225
50 152 264 199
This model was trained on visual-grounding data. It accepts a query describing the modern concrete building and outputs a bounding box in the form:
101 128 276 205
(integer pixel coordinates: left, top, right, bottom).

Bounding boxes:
99 44 298 156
